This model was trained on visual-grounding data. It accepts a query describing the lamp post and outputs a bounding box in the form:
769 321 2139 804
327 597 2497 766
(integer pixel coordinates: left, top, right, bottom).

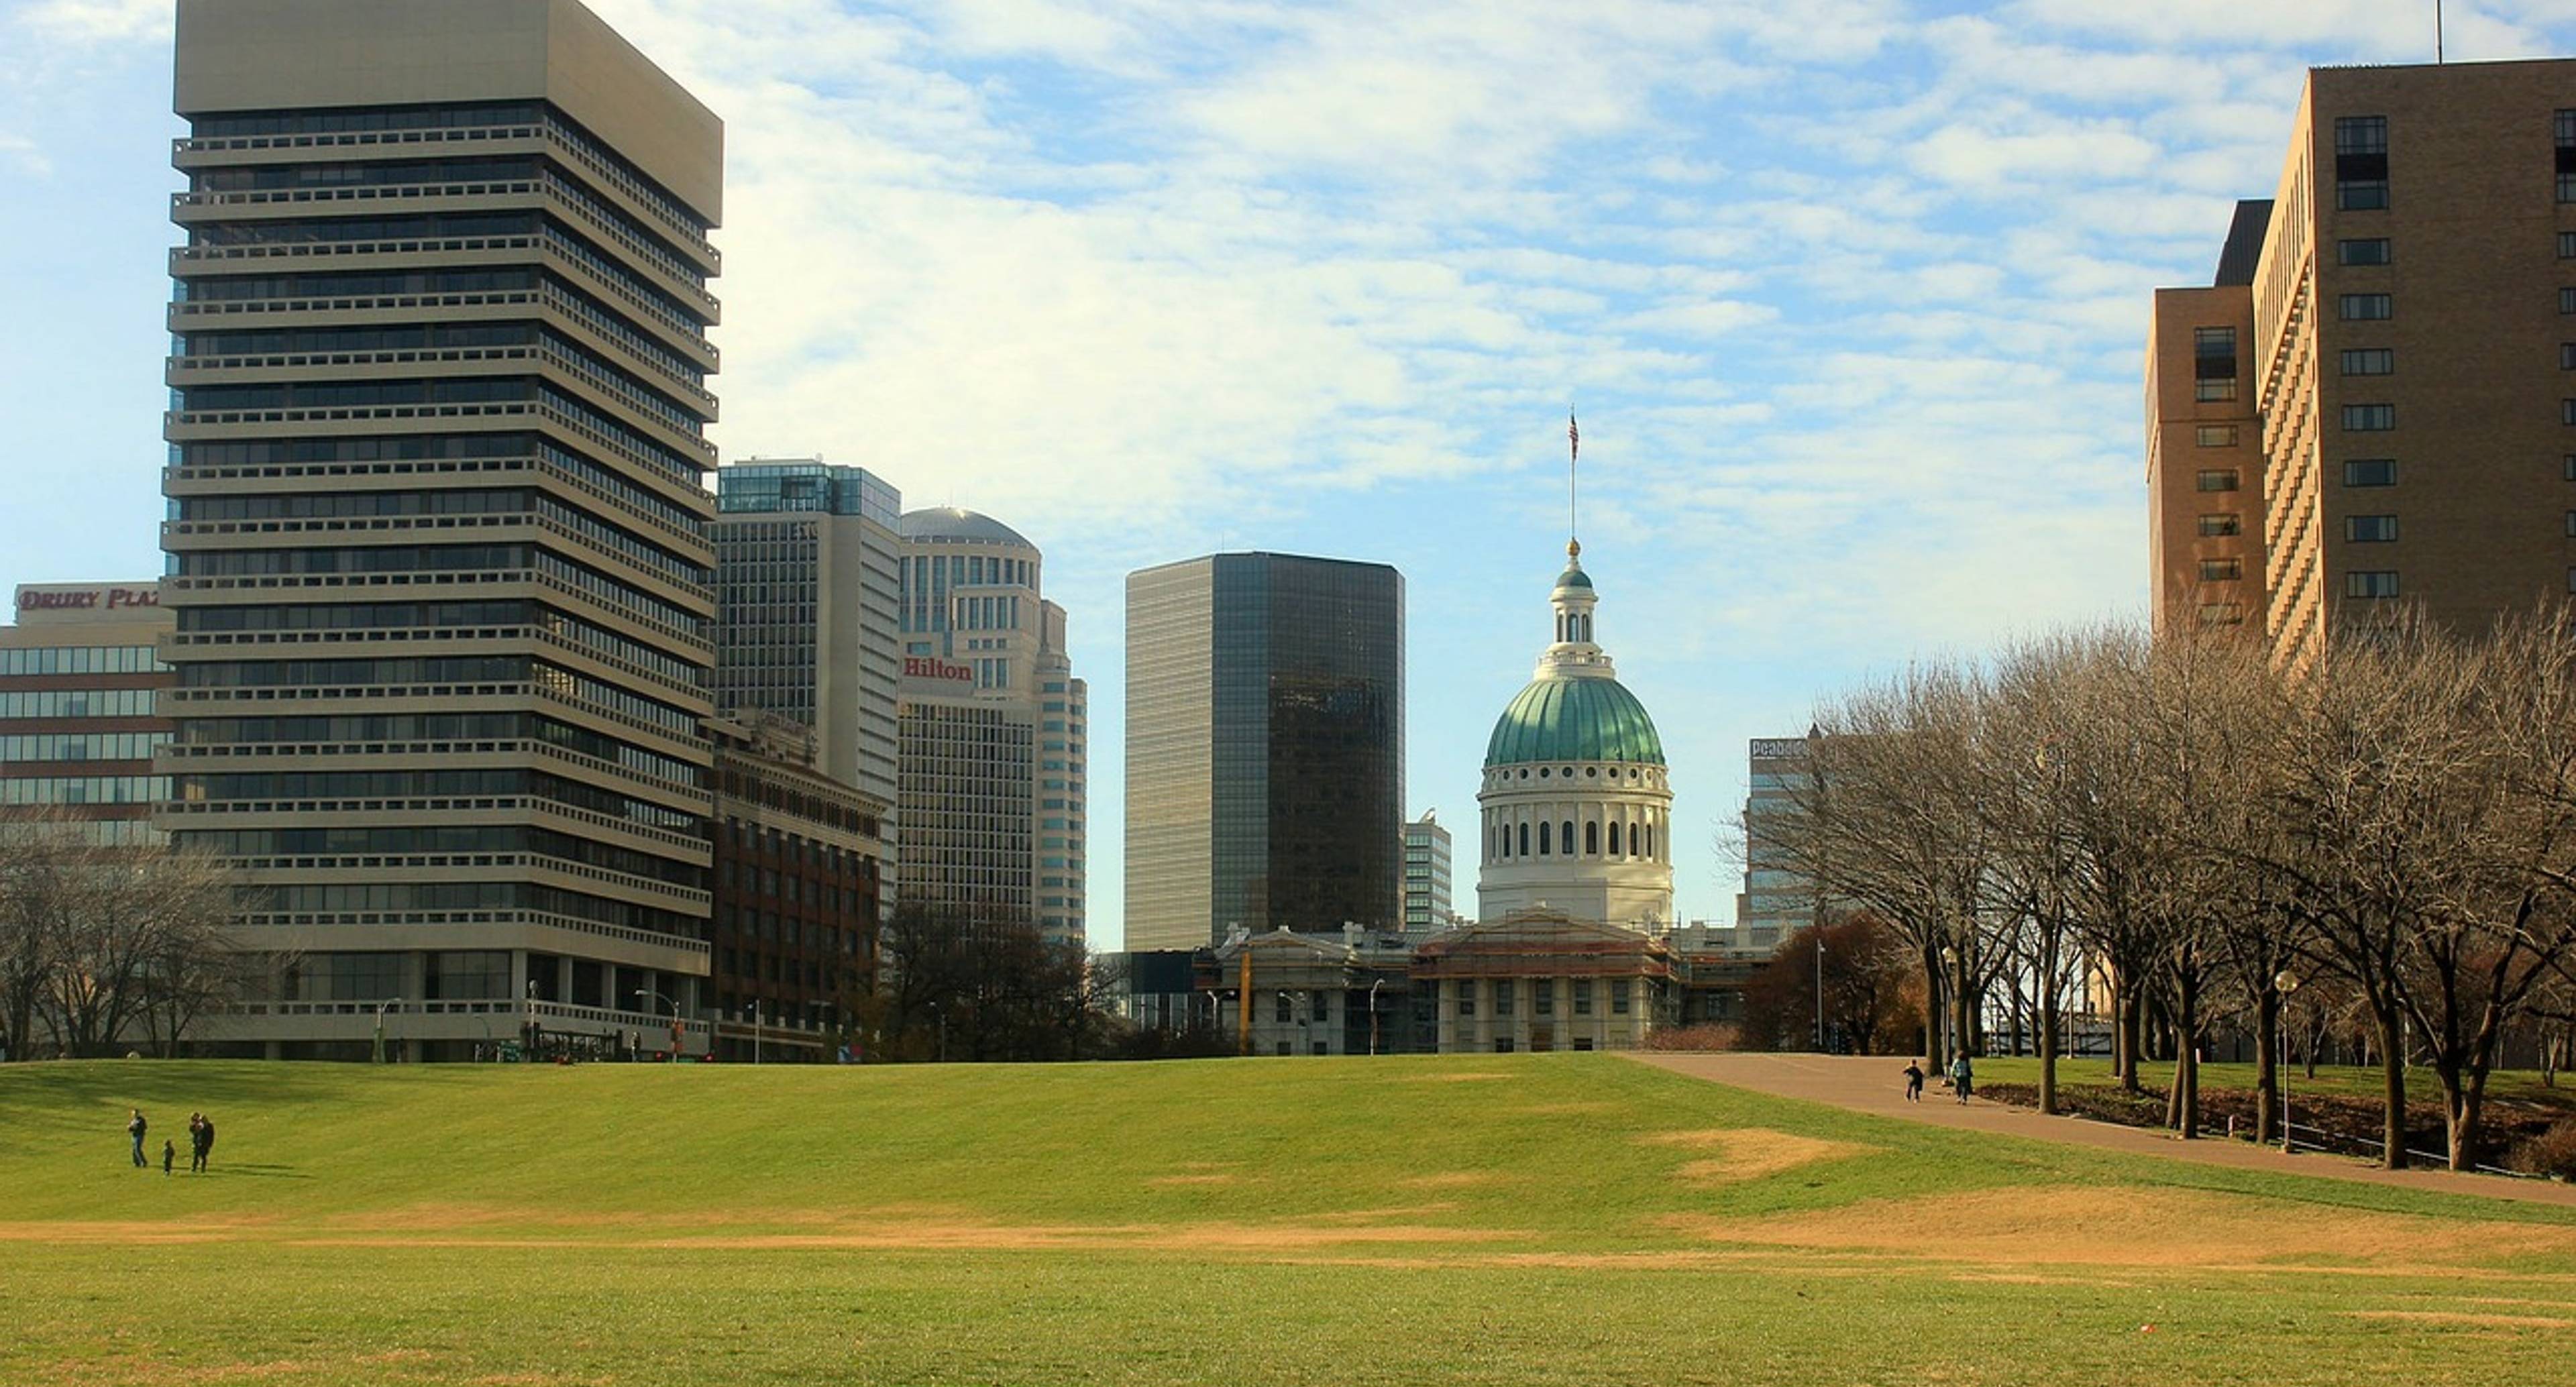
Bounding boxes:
2274 970 2301 1152
748 999 761 1066
635 988 680 1060
1368 977 1385 1057
372 997 404 1065
1813 932 1827 1053
926 1001 946 1063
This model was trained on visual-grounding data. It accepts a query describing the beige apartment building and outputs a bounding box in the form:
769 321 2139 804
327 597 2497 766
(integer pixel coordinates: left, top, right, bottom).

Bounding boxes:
2147 58 2576 665
156 0 724 1058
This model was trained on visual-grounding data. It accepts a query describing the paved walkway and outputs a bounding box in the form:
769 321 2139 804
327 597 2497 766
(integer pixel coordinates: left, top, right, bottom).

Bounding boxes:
1631 1051 2576 1209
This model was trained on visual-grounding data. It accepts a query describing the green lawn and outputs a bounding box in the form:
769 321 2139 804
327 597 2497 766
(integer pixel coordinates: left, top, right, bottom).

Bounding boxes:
3 1055 2574 1385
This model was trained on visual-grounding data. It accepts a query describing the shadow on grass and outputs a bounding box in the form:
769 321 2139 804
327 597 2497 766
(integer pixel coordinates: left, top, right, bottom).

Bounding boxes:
204 1163 311 1180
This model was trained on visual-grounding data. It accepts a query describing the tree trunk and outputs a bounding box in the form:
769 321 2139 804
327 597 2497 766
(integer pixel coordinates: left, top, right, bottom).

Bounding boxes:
1921 947 1946 1072
2375 1008 2409 1170
2037 971 2061 1116
2118 987 2145 1093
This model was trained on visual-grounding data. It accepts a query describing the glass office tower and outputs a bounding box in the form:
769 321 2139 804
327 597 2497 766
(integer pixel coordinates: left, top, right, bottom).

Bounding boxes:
156 0 724 1058
1124 553 1403 949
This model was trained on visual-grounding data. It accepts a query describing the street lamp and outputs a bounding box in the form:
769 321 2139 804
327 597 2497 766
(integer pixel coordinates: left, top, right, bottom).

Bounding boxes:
635 988 680 1060
1368 977 1385 1057
2274 970 2301 1153
372 997 405 1065
1813 932 1827 1053
747 999 761 1066
926 1001 946 1063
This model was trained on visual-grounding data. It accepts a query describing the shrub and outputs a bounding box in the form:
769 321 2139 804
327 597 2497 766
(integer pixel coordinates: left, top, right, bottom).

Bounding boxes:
1640 1023 1742 1052
2512 1120 2576 1180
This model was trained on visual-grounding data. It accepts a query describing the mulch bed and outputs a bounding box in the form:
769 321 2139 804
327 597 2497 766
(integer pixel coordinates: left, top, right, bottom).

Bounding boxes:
1973 1075 2570 1175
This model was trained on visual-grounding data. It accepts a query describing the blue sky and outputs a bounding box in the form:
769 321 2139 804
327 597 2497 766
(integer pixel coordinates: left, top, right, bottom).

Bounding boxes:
5 0 2573 948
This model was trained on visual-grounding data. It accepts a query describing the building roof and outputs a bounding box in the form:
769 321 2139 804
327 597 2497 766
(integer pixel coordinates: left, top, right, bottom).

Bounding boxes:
1484 675 1665 767
899 507 1032 547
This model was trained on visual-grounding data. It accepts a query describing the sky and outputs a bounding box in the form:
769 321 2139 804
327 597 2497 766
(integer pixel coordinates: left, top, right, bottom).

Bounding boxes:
4 0 2573 950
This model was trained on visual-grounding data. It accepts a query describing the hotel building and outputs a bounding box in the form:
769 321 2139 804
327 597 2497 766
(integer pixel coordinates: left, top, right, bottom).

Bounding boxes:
1 584 175 845
895 509 1086 946
2147 58 2576 666
156 0 723 1058
1402 811 1452 933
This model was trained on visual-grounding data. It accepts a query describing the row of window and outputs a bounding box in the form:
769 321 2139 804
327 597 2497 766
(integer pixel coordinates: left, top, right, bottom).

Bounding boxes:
0 689 160 720
1493 818 1656 861
0 732 169 762
1454 977 1634 1018
0 645 163 676
0 775 167 805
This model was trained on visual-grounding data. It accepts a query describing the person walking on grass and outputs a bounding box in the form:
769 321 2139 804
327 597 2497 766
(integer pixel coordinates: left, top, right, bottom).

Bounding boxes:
161 1138 174 1176
193 1113 215 1173
1902 1059 1925 1103
127 1109 148 1168
1949 1052 1974 1105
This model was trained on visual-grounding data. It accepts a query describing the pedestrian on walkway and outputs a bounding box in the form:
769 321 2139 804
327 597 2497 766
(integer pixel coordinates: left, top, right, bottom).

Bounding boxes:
127 1109 148 1168
1902 1059 1925 1103
1949 1052 1974 1104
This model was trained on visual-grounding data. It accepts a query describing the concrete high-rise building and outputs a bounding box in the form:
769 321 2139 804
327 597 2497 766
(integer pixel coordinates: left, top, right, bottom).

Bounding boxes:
1731 734 1820 954
894 509 1085 946
2147 58 2576 668
1474 542 1672 929
2 584 174 846
156 0 723 1059
1124 553 1403 950
1402 812 1452 932
710 460 902 809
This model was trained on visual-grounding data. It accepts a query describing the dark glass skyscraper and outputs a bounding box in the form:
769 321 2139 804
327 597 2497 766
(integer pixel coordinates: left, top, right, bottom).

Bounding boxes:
1125 553 1403 949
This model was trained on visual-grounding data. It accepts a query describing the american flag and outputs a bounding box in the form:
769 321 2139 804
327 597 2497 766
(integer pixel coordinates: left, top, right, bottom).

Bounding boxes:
1568 412 1578 461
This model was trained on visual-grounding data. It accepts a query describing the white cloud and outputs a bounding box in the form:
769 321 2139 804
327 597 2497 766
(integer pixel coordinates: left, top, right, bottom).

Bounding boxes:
16 0 168 45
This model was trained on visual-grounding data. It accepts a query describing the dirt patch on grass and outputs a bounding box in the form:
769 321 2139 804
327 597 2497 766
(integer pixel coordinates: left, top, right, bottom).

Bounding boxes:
1665 1185 2576 1271
1146 1173 1239 1186
0 1217 272 1244
1517 1101 1617 1115
1642 1127 1872 1182
1397 1072 1513 1083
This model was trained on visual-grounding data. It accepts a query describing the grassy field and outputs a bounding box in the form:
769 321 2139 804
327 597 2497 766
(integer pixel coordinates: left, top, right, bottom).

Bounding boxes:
3 1054 2575 1385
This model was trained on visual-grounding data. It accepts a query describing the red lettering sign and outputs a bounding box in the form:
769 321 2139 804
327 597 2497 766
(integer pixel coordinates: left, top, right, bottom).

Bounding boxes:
903 656 974 683
16 590 99 610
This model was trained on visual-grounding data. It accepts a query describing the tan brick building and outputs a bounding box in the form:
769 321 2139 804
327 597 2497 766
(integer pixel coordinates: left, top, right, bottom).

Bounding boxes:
2147 58 2576 667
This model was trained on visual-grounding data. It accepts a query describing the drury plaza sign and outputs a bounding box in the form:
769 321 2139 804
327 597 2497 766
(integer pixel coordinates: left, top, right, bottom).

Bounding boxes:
11 584 164 625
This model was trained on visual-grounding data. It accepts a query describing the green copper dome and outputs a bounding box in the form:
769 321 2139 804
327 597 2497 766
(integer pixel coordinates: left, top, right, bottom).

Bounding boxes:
1485 676 1665 767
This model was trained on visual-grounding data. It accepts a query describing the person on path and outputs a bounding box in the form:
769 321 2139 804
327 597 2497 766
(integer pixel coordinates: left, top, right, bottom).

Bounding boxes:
161 1138 174 1176
127 1109 148 1168
1949 1052 1974 1104
1902 1060 1925 1103
194 1113 215 1172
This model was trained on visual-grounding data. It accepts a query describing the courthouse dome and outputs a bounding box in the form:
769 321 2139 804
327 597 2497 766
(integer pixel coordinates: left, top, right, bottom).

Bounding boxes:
1485 675 1665 767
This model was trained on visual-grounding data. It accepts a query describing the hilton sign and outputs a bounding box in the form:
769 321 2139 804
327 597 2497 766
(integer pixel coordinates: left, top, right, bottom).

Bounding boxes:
903 655 975 685
11 584 165 626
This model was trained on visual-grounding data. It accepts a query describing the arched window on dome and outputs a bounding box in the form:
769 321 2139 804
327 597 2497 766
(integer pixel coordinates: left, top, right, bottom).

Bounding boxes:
1585 820 1599 855
1644 822 1655 861
1562 821 1574 856
1536 821 1550 856
1607 821 1621 856
1519 821 1531 857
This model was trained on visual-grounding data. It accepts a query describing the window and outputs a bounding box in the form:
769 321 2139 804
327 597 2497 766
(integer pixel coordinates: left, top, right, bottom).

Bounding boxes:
2336 115 2388 209
2345 570 2400 599
2195 425 2238 447
2565 399 2576 427
1572 979 1593 1015
2562 231 2576 260
1275 993 1291 1023
1585 821 1598 854
1456 979 1474 1017
1493 1038 1514 1054
1611 979 1632 1015
1535 982 1554 1017
2341 349 2394 376
2567 511 2576 538
1537 821 1550 856
2345 459 2397 486
2338 238 2392 266
2199 557 2242 581
2563 288 2576 315
1495 982 1515 1017
2197 378 2238 402
2198 513 2241 538
2342 404 2396 431
2567 454 2576 482
2198 602 2244 626
2565 343 2576 371
2196 469 2240 492
2339 293 2393 321
2347 514 2398 542
1517 822 1529 857
2559 109 2576 203
2194 326 2238 401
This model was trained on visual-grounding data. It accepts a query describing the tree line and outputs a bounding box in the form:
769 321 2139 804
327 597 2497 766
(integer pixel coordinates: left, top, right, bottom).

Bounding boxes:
1766 610 2576 1172
0 810 249 1060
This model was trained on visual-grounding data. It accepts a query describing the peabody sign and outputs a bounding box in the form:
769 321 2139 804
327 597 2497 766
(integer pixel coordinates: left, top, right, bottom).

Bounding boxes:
12 584 164 625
